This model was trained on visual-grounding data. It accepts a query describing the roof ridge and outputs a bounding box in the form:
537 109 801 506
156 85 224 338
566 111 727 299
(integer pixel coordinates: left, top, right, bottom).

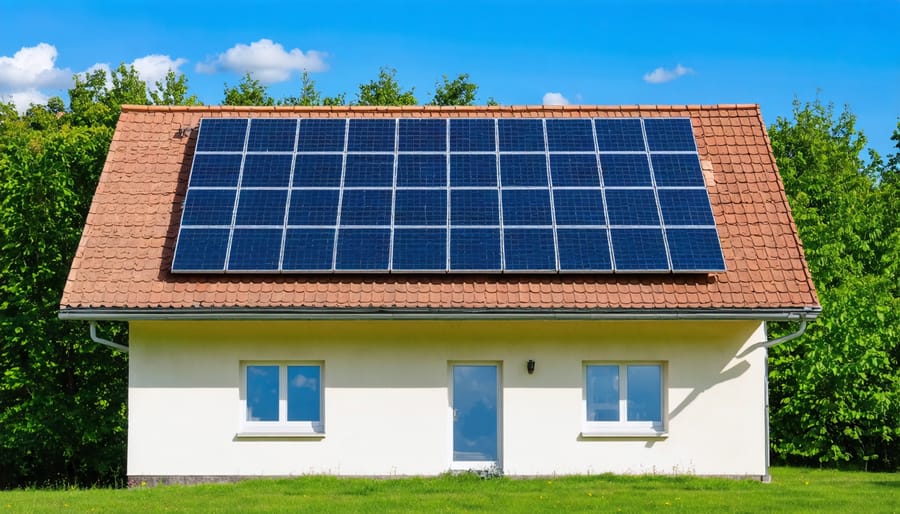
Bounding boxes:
120 103 761 113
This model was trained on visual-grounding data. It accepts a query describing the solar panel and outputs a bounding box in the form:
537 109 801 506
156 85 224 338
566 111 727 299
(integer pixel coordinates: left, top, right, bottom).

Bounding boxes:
172 116 725 273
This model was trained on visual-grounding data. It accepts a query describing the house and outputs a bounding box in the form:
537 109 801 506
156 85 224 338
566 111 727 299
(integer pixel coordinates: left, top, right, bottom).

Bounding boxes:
60 104 820 484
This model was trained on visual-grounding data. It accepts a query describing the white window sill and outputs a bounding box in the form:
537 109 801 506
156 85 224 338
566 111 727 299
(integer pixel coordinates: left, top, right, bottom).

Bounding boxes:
235 431 325 439
580 426 668 439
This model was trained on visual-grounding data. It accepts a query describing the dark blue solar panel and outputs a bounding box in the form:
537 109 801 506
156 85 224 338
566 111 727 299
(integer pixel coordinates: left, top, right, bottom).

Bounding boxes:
228 228 282 271
666 228 725 271
553 189 605 225
546 119 595 151
177 116 723 274
235 190 288 226
450 228 501 270
288 190 339 226
282 229 334 270
450 154 497 187
347 119 395 152
335 228 390 270
610 228 669 271
503 228 556 271
172 228 229 271
399 119 446 152
498 119 544 152
344 154 395 187
600 154 652 187
189 154 242 187
297 119 345 152
339 189 392 226
650 154 705 187
451 189 499 226
293 154 343 187
605 189 659 226
595 119 644 152
394 189 447 226
450 119 495 152
392 228 446 270
241 154 292 187
247 119 297 152
397 154 446 187
500 154 548 187
196 119 248 152
557 229 612 271
549 154 599 187
502 189 552 225
644 118 696 152
182 189 236 226
658 189 715 226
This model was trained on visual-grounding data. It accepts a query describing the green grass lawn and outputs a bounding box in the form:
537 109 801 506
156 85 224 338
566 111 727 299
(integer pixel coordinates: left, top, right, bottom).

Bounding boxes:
1 467 897 513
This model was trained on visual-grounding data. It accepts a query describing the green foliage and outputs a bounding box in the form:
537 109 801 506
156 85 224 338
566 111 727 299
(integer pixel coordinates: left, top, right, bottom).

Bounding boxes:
0 110 127 488
356 67 417 106
150 70 200 106
222 73 275 106
768 99 900 471
68 63 149 128
280 71 346 106
430 73 478 106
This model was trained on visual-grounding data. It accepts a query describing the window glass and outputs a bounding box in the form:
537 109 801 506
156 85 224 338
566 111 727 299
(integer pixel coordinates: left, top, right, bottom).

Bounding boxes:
586 365 619 422
246 365 279 421
287 365 321 422
627 365 662 422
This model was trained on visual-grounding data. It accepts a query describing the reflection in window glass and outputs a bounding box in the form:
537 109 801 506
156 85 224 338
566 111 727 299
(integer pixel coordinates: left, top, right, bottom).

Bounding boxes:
453 365 498 462
287 365 321 422
627 365 662 422
246 365 279 421
586 365 619 422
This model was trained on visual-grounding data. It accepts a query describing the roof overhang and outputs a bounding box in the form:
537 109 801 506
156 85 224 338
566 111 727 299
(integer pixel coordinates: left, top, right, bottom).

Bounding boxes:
59 306 820 322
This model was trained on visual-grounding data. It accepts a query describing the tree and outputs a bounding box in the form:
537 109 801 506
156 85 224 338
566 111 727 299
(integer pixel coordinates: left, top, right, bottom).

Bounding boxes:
280 71 346 106
68 63 149 128
0 109 127 487
768 99 900 471
150 70 200 106
356 67 417 106
430 73 478 106
222 73 274 106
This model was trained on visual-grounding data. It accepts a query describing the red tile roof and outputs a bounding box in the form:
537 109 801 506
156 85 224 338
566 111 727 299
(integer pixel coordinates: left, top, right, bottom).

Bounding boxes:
59 104 819 319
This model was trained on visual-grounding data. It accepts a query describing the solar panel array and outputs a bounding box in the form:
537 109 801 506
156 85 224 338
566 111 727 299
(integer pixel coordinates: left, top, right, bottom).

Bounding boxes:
171 117 726 273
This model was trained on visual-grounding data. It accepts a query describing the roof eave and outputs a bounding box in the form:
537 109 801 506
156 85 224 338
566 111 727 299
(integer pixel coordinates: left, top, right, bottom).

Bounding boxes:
58 306 821 322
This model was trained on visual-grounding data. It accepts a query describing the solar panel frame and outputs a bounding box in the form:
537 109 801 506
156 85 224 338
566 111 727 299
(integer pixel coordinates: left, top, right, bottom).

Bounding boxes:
172 115 726 274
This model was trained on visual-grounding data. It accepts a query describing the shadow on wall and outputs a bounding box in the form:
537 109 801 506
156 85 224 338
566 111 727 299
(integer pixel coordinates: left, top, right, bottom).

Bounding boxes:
668 359 751 422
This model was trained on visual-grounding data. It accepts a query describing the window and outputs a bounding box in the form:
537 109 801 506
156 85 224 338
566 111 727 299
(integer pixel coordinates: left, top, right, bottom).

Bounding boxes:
240 363 323 436
583 363 665 437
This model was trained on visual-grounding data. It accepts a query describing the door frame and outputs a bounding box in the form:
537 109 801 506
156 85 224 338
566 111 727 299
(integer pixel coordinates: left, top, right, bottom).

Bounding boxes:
448 361 502 471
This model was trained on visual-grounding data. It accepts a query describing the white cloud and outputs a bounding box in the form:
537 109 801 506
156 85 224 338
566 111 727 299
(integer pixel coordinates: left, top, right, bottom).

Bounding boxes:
2 89 48 112
0 43 73 112
132 55 187 88
197 38 327 83
542 92 569 106
0 43 72 90
643 64 694 84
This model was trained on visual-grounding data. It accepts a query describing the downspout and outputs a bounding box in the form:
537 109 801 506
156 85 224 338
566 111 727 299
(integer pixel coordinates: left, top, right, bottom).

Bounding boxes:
754 316 809 483
89 321 129 353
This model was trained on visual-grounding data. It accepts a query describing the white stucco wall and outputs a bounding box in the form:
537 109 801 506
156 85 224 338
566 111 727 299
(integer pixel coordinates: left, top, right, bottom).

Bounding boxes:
127 319 768 478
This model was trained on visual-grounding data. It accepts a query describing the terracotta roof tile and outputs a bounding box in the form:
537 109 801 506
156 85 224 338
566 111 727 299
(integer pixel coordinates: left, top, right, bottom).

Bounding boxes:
59 104 819 316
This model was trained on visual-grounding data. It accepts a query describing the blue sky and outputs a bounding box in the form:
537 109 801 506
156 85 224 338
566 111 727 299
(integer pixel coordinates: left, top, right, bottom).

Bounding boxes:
1 0 897 156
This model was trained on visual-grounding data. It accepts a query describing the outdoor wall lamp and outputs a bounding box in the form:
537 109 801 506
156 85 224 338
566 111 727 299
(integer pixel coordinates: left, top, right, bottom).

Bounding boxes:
527 359 535 375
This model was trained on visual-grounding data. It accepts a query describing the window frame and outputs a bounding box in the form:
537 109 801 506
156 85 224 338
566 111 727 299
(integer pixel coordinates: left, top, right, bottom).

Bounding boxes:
238 361 324 438
582 361 667 438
